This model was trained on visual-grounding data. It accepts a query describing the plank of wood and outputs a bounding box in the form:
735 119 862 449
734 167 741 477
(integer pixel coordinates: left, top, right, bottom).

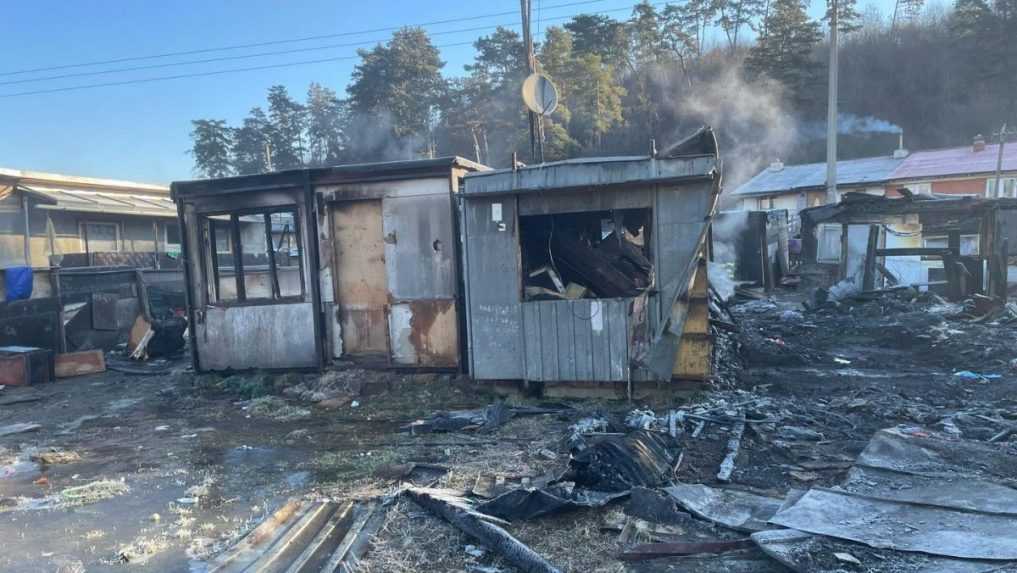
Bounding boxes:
54 351 106 378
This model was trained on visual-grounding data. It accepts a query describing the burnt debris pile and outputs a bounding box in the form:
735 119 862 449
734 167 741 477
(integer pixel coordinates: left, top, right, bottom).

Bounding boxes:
520 209 654 301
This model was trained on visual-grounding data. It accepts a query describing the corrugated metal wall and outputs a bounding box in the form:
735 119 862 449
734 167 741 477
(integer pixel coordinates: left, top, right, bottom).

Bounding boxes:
521 299 630 382
462 178 716 383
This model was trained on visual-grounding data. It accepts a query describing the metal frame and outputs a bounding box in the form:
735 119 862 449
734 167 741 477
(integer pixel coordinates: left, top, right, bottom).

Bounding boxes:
198 206 306 308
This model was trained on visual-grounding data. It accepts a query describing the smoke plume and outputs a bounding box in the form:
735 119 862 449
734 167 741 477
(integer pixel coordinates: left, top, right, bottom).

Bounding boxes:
799 112 902 140
664 67 798 197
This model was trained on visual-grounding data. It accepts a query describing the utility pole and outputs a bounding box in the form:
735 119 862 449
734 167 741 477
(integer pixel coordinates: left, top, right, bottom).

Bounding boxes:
992 123 1016 197
520 0 544 163
825 0 839 205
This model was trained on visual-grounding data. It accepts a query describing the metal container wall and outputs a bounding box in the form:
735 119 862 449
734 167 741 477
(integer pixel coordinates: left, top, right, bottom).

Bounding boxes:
521 298 631 381
460 155 719 383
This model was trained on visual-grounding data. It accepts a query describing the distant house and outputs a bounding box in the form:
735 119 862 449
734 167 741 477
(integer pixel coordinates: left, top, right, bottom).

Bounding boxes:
887 135 1017 199
733 155 905 217
0 167 178 268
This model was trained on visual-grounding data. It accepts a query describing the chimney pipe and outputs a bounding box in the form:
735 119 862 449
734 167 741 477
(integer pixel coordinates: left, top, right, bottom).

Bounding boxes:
893 130 909 159
973 134 986 153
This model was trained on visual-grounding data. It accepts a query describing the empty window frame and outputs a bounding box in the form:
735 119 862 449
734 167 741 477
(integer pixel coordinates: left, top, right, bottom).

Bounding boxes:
79 221 121 254
200 207 305 305
923 235 979 257
817 224 842 263
987 177 1017 198
163 222 181 254
518 208 653 301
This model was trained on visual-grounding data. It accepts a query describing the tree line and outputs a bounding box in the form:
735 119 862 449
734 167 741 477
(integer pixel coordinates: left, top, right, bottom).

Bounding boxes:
190 0 1017 183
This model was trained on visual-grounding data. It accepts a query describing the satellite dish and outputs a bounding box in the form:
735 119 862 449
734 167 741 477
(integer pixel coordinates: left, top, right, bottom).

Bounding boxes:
521 73 558 116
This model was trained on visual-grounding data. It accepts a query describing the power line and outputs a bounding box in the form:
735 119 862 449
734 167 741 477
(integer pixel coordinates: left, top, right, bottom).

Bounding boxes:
1 18 558 87
0 1 657 99
0 0 609 78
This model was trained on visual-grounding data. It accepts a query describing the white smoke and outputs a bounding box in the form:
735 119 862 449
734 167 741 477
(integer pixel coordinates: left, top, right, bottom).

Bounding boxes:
667 67 798 195
799 112 902 140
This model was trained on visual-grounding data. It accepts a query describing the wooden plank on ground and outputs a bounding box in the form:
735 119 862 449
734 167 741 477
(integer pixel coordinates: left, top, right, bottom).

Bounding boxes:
54 351 106 378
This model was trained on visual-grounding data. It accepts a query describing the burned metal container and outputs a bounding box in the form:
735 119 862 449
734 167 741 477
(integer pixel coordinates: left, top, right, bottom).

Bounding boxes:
172 157 486 372
459 143 721 388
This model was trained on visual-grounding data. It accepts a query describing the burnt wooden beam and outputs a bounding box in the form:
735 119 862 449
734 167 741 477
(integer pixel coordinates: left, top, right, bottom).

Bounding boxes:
875 248 956 257
862 225 880 291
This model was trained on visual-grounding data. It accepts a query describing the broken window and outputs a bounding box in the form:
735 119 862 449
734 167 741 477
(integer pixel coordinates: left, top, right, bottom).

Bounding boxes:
817 224 842 263
518 208 653 301
200 208 304 305
924 235 979 257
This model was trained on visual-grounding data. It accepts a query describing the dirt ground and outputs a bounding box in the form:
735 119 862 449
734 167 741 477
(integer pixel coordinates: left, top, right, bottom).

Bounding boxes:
3 287 1017 572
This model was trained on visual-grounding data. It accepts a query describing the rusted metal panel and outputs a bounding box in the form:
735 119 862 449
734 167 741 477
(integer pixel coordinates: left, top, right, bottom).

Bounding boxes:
389 300 458 367
382 194 456 300
196 302 318 370
332 200 389 356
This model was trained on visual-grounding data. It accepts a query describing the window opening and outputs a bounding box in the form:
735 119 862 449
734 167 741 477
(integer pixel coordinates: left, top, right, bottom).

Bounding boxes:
518 208 653 301
201 207 304 305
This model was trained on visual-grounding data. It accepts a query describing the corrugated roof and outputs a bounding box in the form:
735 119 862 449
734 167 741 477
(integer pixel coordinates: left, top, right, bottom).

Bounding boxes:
22 185 177 218
0 167 168 194
734 156 904 196
463 155 717 196
891 143 1017 180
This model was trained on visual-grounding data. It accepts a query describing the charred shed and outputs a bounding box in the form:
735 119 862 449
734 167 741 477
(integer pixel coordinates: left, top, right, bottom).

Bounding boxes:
459 133 721 389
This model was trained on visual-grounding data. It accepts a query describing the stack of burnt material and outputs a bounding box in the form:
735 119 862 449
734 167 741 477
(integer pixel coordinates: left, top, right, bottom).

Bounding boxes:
523 228 653 301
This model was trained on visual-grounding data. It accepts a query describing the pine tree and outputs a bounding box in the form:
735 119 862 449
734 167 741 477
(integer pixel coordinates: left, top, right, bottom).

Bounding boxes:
266 85 307 170
564 14 629 65
824 0 863 33
348 27 446 148
569 53 626 150
746 0 823 106
189 119 233 178
232 107 271 175
716 0 767 52
306 83 347 166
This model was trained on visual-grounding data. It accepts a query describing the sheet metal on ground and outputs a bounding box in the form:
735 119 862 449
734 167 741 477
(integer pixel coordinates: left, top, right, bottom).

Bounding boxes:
769 427 1017 561
752 529 1016 573
769 487 1017 560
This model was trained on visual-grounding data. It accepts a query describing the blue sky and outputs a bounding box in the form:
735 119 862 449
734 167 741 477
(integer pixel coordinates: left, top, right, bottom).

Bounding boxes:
1 0 890 184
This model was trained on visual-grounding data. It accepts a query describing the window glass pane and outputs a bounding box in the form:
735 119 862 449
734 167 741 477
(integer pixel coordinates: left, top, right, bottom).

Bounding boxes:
818 225 841 262
274 212 303 297
84 222 119 252
238 215 274 300
164 223 181 255
210 219 237 301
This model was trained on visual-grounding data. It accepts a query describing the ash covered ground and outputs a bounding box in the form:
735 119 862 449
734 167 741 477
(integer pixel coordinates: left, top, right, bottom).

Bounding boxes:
2 287 1017 572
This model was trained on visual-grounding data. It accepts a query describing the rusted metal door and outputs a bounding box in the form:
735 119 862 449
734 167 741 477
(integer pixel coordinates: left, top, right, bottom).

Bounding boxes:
332 200 390 358
382 194 460 367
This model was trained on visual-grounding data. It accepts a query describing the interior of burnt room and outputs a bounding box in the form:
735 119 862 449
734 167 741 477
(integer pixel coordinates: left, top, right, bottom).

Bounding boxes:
518 207 655 301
